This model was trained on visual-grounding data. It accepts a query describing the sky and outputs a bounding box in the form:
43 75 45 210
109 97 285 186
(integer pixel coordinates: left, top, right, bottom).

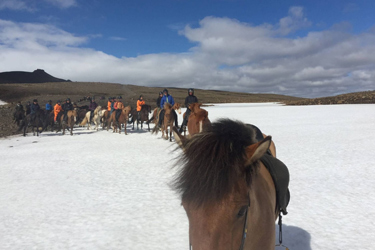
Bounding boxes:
0 0 375 98
1 103 375 249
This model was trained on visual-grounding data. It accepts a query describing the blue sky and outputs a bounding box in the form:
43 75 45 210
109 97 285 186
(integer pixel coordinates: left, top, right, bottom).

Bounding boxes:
0 0 375 97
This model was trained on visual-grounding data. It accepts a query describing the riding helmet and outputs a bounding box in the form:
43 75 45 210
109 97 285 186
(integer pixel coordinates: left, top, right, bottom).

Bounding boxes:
66 98 71 102
33 99 38 102
163 89 168 94
159 91 163 95
188 88 194 94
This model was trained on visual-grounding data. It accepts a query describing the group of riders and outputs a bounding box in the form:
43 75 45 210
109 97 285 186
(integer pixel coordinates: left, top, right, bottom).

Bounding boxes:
14 87 199 131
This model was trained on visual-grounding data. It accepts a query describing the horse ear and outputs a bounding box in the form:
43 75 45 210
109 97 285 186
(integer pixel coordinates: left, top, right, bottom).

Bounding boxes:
173 126 186 149
245 136 272 165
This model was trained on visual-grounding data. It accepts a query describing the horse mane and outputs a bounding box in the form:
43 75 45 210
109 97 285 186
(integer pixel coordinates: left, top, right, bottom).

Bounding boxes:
94 106 101 114
164 103 172 110
172 119 259 206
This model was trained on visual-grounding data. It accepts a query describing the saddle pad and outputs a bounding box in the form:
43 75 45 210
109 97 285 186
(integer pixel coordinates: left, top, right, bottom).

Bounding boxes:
246 124 290 215
260 154 290 215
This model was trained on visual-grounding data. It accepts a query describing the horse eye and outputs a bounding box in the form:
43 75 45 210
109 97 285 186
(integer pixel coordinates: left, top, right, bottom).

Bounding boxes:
237 206 248 218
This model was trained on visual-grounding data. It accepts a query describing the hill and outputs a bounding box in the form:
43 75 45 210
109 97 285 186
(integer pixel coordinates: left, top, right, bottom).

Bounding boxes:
285 90 375 105
0 69 69 84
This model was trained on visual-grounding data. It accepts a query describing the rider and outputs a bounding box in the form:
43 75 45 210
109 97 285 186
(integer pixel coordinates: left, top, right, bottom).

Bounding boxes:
13 101 24 120
62 98 73 122
45 100 53 114
114 96 124 121
54 100 63 123
30 99 40 122
137 95 145 120
156 91 163 108
179 88 198 133
107 97 113 114
110 97 116 115
157 89 178 129
89 98 98 121
25 101 31 115
15 101 24 112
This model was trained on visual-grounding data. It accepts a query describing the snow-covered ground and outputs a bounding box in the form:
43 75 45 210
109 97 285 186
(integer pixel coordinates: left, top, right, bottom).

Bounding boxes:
1 103 374 250
0 99 7 105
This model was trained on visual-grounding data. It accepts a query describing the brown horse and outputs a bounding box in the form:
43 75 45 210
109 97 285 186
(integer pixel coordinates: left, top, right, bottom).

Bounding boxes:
129 104 152 131
152 103 175 141
107 106 131 135
150 102 182 125
185 103 211 137
101 110 110 130
60 110 78 135
172 119 290 250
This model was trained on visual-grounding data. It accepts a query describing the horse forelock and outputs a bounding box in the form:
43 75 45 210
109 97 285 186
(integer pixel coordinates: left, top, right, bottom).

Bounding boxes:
172 119 258 207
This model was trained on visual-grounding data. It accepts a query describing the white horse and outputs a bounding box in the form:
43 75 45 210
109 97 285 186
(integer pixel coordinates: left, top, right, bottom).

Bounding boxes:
79 106 103 131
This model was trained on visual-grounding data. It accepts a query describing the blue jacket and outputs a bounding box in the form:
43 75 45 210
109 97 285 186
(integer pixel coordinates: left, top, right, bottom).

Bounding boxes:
160 95 175 109
46 103 52 111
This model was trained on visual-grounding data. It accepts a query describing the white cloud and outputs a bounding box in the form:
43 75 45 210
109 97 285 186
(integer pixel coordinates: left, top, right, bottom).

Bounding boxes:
43 0 77 9
0 0 33 11
0 6 375 98
109 36 127 41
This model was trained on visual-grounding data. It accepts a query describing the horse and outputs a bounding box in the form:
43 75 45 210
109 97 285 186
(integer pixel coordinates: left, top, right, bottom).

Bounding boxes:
13 110 25 126
129 104 152 131
79 106 103 131
152 103 175 141
101 110 110 130
185 103 211 137
19 110 49 136
76 109 88 125
150 102 182 126
59 110 78 135
107 106 132 135
172 119 290 250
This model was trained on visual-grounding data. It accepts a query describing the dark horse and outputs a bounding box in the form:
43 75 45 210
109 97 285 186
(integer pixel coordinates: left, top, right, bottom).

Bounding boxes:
13 110 25 126
172 119 290 250
18 110 49 136
129 104 152 131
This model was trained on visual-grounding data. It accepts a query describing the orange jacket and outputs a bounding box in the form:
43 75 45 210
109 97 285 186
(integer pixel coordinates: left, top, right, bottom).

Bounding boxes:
116 101 124 110
54 104 63 121
137 100 145 111
107 101 111 111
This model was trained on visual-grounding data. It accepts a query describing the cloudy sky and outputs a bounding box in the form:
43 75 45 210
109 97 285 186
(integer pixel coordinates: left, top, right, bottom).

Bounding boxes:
0 0 374 97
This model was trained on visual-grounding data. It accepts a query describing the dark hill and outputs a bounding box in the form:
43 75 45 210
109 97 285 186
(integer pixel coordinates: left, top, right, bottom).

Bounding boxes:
0 69 69 84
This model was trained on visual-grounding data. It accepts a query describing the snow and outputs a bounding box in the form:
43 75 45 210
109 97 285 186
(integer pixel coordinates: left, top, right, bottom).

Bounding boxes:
0 100 7 105
1 103 375 250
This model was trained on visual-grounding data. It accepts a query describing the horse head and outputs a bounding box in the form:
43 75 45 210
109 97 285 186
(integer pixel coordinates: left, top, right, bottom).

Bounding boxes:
172 103 182 114
189 103 202 113
172 120 277 250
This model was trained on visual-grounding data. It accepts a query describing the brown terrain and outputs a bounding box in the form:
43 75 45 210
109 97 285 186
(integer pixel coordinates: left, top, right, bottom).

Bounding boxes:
0 70 373 137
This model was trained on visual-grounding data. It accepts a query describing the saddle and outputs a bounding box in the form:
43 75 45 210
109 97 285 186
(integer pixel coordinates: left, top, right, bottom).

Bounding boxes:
247 124 290 215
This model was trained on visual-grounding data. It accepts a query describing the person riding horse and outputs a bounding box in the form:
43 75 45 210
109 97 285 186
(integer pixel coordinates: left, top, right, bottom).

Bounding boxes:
62 98 73 122
45 100 53 114
137 95 145 120
89 98 98 121
114 96 124 121
25 101 31 115
54 100 63 123
179 88 198 133
107 97 113 115
30 99 40 123
157 89 179 129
